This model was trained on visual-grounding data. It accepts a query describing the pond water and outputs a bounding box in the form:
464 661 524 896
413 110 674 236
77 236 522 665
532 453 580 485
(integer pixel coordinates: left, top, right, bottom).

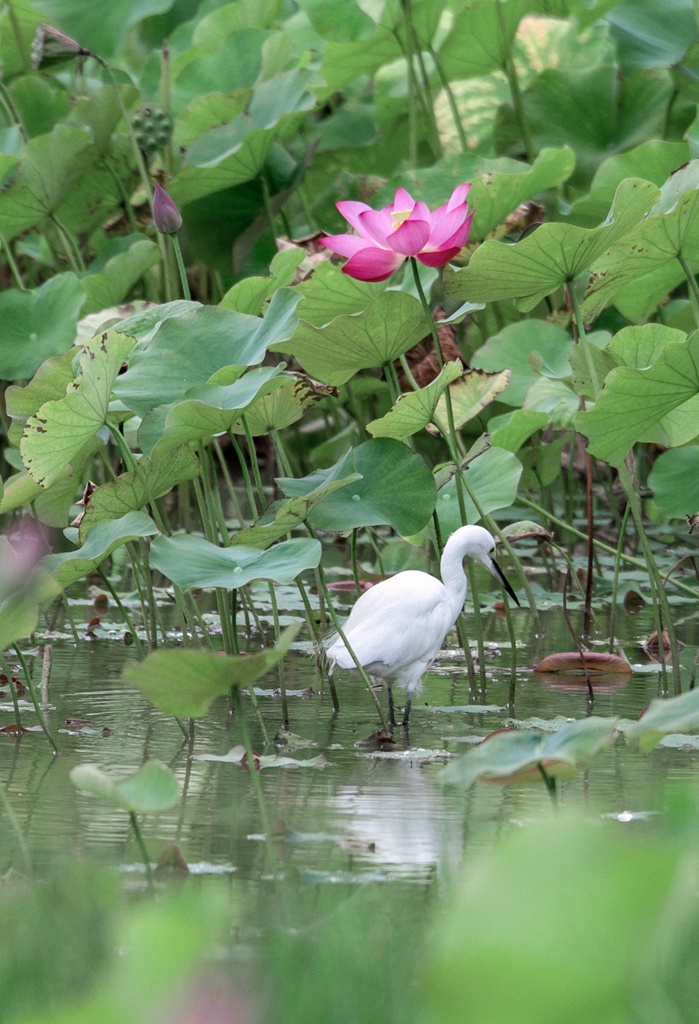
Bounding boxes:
4 578 699 886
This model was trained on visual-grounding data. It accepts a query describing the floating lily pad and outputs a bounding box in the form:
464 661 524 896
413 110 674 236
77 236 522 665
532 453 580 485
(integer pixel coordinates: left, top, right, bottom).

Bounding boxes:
534 652 632 675
193 744 330 769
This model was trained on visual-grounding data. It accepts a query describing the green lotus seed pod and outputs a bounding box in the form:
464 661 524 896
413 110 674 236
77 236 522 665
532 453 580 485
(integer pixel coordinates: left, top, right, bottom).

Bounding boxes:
130 104 173 154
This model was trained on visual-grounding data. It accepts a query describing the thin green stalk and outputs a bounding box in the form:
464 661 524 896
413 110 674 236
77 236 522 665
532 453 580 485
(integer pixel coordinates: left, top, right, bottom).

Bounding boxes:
0 780 31 872
410 259 469 528
296 576 332 702
139 539 161 649
183 591 214 650
429 44 468 152
12 644 59 754
537 762 557 806
6 1 30 72
314 567 328 632
319 578 382 722
192 472 236 655
97 568 145 657
89 51 174 298
160 39 173 176
401 0 442 158
103 157 139 233
241 416 266 507
679 254 699 328
234 690 271 836
198 443 230 543
271 428 295 480
0 83 26 146
398 352 421 391
608 504 631 655
465 564 487 687
213 437 245 529
619 458 681 694
128 812 154 893
259 173 278 241
91 55 153 201
49 214 84 273
60 592 81 644
40 644 51 705
502 592 518 702
308 530 385 725
228 430 260 518
107 424 169 534
270 428 337 705
384 358 403 403
123 541 159 648
171 233 191 300
395 11 418 166
496 0 534 162
240 586 265 647
0 653 23 733
267 583 288 727
568 283 600 398
350 529 362 597
0 232 25 289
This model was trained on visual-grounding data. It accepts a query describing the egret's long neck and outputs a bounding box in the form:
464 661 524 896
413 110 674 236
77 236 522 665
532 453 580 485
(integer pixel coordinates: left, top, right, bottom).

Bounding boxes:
439 536 469 623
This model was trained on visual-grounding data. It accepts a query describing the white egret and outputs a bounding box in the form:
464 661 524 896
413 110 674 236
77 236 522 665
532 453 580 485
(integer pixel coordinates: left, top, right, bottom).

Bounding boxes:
326 525 519 727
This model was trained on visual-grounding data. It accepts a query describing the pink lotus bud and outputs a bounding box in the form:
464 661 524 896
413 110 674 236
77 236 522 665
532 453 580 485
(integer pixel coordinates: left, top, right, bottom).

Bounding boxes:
152 183 182 235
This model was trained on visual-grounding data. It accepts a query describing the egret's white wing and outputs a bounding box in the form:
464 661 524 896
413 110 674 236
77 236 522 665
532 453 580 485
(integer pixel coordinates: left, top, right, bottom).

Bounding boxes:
328 570 454 675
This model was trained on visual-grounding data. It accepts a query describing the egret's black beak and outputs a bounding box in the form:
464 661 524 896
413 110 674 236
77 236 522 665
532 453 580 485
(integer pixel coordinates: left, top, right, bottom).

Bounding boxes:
491 557 520 607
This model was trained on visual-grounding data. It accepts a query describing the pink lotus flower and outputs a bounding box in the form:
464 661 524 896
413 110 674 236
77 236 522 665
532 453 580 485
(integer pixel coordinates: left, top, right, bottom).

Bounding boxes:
320 183 472 282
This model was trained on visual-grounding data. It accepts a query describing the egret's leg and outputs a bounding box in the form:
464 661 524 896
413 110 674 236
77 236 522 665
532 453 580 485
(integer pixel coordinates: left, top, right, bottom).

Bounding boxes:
387 685 396 727
401 693 412 727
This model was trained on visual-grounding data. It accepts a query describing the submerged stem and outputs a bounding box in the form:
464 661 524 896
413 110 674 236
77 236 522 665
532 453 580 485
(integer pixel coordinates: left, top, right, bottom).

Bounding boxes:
129 811 154 893
537 762 557 806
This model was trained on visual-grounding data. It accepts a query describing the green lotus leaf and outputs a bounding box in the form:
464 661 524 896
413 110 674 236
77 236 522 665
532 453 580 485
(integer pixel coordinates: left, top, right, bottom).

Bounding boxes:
123 624 301 718
278 438 437 534
275 290 429 386
446 178 660 310
70 761 180 814
149 535 321 590
21 332 135 488
42 510 159 588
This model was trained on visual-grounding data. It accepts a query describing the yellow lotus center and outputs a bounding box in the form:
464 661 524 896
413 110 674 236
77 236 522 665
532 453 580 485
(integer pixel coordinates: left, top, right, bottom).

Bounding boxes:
390 208 413 230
